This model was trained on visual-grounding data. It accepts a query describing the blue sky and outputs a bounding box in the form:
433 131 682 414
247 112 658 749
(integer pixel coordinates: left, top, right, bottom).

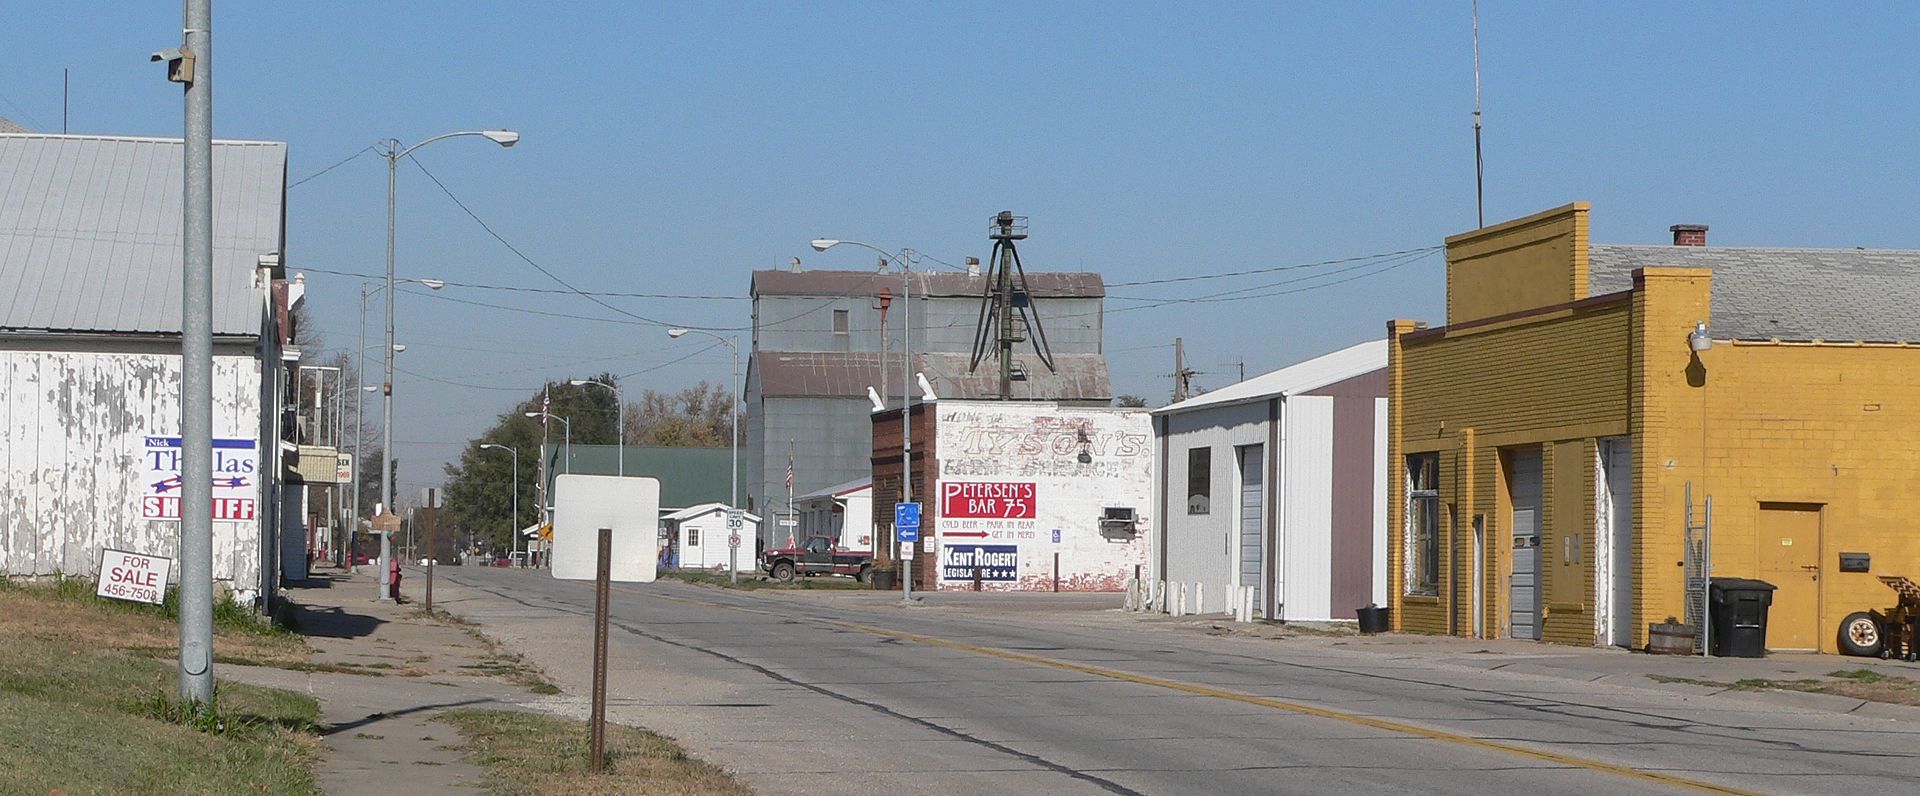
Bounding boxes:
11 3 1919 492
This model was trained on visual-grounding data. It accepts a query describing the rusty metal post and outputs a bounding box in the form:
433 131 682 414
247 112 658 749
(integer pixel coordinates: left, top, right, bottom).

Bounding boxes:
425 560 434 613
1053 552 1060 592
972 563 982 592
589 526 612 774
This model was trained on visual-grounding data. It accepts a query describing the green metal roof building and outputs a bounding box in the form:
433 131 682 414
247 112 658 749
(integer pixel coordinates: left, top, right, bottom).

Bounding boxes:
540 444 745 511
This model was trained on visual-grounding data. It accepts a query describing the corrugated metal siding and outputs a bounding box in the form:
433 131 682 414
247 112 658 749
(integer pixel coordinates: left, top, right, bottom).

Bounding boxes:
1372 398 1389 607
1 349 264 598
1282 395 1334 620
0 134 284 335
1159 401 1266 608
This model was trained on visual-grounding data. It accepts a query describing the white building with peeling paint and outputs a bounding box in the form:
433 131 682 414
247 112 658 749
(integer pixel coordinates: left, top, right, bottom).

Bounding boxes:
0 132 295 606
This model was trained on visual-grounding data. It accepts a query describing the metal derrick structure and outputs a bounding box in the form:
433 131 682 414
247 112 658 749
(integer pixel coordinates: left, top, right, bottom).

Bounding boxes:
968 211 1058 399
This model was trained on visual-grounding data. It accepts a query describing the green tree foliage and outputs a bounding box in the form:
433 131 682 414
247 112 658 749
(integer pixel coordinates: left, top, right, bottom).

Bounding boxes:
623 381 735 447
441 375 621 553
1113 394 1148 408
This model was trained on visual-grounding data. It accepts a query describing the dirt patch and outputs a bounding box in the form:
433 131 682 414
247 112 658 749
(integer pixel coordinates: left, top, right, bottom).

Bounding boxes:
1652 668 1920 707
438 708 749 795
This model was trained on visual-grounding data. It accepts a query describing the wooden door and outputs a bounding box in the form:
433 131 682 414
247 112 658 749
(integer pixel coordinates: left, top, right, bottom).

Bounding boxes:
1756 503 1822 651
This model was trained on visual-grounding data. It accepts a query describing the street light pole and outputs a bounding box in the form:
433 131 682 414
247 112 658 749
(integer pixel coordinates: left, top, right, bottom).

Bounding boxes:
568 379 623 477
666 329 742 581
375 129 516 592
357 279 441 595
810 239 916 599
526 411 572 563
480 444 519 564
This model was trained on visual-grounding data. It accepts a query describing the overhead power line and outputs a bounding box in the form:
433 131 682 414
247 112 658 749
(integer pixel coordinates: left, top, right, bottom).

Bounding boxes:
288 146 374 189
296 265 745 301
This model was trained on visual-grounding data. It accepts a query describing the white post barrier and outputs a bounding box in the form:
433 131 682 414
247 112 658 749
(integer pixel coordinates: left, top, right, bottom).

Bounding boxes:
1195 582 1205 616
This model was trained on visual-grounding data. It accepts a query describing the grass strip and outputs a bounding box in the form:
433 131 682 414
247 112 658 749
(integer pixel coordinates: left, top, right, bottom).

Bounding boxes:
438 708 749 795
0 582 321 795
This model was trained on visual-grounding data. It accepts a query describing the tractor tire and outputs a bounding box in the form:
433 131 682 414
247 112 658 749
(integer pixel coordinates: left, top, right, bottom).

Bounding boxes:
771 561 796 583
1838 611 1884 657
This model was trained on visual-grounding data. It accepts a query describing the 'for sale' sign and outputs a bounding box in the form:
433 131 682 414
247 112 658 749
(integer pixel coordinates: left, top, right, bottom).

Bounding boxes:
96 549 173 605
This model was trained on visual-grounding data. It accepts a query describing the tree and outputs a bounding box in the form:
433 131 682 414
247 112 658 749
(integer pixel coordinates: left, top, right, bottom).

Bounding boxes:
1114 394 1148 408
623 381 735 447
440 376 622 553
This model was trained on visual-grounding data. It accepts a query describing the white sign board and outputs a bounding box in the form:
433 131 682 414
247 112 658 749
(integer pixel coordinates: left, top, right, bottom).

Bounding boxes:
96 549 173 605
552 474 660 583
139 436 259 521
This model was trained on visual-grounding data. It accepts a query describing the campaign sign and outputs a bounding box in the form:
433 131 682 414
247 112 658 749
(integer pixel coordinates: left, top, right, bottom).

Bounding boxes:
940 482 1036 519
941 544 1019 582
96 549 173 605
140 437 259 521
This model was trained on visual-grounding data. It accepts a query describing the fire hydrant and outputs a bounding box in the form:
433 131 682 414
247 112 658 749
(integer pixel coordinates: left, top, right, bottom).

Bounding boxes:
388 558 402 600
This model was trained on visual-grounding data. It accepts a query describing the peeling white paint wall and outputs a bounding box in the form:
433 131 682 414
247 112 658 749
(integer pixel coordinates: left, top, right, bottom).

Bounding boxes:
931 401 1152 591
1 349 264 603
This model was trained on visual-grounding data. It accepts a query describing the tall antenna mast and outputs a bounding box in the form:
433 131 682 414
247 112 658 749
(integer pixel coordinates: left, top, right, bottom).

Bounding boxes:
1473 0 1485 228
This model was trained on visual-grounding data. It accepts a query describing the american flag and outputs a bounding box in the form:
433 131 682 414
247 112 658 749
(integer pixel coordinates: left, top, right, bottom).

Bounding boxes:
785 455 794 489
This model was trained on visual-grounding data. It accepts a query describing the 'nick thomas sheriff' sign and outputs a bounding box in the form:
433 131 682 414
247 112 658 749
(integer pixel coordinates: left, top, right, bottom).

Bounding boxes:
141 436 259 521
96 549 173 605
939 481 1036 519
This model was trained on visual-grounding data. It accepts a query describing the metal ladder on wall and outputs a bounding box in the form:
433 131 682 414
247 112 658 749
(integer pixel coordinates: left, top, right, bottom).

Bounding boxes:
1683 481 1714 655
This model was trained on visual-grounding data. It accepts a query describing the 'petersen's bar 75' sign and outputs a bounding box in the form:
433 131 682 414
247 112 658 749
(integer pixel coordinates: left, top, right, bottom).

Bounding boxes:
940 482 1037 519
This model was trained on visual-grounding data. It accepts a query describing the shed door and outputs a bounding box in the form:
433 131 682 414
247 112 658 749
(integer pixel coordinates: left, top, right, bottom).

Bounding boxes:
1507 447 1543 641
1238 445 1265 608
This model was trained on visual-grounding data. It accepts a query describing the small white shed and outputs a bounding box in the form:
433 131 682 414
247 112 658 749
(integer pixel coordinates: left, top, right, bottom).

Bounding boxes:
1154 339 1388 621
664 503 759 571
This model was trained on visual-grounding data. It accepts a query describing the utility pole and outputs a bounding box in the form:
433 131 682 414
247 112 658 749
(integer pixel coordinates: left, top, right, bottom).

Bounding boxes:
170 0 216 706
1172 337 1195 403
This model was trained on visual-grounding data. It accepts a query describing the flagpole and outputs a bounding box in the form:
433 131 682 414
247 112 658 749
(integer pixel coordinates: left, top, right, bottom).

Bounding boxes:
786 440 796 547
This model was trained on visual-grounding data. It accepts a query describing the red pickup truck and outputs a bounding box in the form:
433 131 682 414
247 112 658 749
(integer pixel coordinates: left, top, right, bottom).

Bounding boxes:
761 536 873 583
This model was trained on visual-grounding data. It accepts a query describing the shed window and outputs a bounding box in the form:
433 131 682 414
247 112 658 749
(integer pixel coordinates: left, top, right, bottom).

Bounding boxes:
688 528 700 547
1187 447 1211 515
1405 453 1440 595
833 309 850 335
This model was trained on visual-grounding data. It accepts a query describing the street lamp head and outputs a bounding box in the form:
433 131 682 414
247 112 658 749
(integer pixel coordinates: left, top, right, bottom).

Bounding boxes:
418 278 446 290
809 239 839 253
391 343 407 353
523 412 540 418
480 443 505 452
481 130 520 147
667 328 689 338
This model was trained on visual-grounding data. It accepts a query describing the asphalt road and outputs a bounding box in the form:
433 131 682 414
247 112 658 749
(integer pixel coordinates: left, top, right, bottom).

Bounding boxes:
428 567 1920 796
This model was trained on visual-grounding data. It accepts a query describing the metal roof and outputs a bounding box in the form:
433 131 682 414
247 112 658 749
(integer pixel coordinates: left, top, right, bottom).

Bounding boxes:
1153 339 1388 416
0 133 286 336
1589 244 1920 343
753 350 1113 401
796 477 872 501
663 503 760 523
752 268 1105 299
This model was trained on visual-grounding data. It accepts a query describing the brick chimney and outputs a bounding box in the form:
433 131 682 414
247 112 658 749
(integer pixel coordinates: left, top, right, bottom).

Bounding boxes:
1670 224 1708 247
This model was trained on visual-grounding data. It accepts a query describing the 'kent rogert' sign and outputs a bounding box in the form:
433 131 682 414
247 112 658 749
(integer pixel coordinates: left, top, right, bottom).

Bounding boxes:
140 436 259 521
96 549 173 605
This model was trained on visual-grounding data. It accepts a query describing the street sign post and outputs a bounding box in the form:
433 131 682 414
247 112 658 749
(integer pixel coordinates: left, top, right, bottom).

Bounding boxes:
725 508 745 585
895 502 921 601
550 474 661 773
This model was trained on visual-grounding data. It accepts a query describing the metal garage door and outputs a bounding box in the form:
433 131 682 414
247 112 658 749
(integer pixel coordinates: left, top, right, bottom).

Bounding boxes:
1508 447 1543 641
1238 445 1264 609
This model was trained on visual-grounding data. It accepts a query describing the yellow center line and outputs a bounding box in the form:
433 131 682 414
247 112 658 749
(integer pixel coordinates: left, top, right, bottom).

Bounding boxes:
633 587 1761 795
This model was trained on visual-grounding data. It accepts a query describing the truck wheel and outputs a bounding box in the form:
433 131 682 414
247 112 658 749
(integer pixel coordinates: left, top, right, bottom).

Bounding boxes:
771 561 796 583
1838 611 1883 657
855 565 871 583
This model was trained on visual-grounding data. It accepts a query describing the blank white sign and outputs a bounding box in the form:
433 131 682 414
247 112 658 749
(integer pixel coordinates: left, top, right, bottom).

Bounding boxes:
552 474 660 583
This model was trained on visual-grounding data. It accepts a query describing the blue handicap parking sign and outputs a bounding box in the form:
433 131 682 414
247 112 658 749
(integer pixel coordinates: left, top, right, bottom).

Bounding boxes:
895 502 921 543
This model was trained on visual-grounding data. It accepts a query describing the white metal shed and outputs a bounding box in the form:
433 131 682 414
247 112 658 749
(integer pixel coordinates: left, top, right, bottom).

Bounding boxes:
1152 339 1388 620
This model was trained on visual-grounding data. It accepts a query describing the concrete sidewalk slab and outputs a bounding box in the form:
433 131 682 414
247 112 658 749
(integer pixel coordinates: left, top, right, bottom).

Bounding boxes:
219 563 547 796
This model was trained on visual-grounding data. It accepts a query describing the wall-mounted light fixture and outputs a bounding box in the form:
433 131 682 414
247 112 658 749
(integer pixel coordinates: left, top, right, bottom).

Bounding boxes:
1688 321 1712 353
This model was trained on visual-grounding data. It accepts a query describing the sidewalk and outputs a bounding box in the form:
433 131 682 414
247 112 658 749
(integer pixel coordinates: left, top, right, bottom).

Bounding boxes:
219 562 543 796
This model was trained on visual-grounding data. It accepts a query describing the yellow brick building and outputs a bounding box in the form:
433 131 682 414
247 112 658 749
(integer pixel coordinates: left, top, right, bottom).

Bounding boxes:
1388 202 1920 653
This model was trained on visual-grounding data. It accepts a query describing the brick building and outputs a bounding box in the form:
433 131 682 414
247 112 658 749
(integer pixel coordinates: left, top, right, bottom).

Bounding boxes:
1389 202 1920 653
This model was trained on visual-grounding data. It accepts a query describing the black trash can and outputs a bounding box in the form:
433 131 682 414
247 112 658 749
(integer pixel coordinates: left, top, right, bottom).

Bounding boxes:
870 567 897 591
1356 605 1390 634
1709 578 1776 658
